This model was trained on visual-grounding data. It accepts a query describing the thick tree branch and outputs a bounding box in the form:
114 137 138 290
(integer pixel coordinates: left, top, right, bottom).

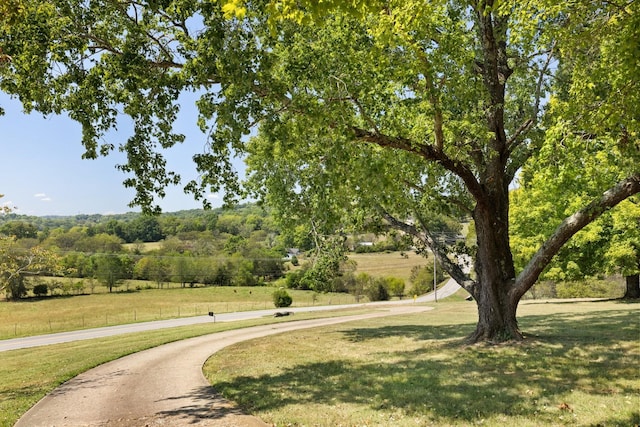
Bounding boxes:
380 209 476 294
352 127 484 200
513 173 640 299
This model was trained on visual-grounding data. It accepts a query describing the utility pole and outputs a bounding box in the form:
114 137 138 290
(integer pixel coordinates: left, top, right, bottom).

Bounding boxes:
433 251 437 303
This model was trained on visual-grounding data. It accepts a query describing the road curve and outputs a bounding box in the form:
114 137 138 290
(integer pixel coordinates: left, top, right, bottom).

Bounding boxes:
16 305 432 427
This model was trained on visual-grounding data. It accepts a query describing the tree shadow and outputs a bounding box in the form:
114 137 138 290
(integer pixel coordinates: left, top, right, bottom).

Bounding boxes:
155 385 252 423
213 309 639 424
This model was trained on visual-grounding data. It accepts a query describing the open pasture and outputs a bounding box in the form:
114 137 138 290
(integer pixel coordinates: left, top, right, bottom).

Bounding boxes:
0 286 358 339
0 251 429 339
348 250 431 281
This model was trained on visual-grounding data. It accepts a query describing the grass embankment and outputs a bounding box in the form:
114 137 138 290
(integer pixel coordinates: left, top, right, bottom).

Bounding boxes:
205 299 640 427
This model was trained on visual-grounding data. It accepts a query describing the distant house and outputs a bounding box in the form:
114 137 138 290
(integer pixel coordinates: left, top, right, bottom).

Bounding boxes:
284 248 301 260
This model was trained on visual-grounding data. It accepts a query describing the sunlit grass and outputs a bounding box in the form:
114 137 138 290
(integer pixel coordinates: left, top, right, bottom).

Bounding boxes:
0 251 430 339
348 251 431 281
205 299 640 427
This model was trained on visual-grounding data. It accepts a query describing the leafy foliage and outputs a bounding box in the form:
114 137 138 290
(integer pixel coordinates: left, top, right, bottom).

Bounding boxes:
2 0 639 340
0 236 63 299
272 288 292 308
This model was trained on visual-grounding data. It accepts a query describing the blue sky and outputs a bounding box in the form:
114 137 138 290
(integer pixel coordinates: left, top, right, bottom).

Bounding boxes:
1 92 245 216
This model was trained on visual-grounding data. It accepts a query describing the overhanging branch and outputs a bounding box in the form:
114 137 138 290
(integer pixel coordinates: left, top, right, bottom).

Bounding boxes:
379 208 476 294
352 127 484 201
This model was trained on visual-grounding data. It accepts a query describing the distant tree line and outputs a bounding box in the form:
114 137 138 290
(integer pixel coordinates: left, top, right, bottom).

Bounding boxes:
0 205 295 298
0 204 465 300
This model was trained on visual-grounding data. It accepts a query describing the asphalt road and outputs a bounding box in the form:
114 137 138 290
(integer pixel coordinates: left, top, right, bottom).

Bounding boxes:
0 278 461 352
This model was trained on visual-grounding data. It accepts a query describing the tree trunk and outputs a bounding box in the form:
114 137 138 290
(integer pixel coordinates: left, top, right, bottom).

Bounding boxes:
623 274 640 299
467 185 522 343
470 285 521 343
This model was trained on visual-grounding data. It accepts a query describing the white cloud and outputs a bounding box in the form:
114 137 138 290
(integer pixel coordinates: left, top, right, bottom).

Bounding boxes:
206 193 220 200
34 193 52 202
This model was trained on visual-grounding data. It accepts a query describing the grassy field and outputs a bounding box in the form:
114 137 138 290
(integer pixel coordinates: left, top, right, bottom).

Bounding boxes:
0 286 361 339
122 241 164 252
348 251 431 282
1 251 637 426
204 298 640 427
0 251 427 339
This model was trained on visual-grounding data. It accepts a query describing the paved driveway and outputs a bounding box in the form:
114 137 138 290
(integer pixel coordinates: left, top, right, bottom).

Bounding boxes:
15 305 432 427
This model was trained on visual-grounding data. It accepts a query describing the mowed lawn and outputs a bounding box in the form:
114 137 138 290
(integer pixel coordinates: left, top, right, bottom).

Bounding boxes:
1 251 637 426
205 298 640 427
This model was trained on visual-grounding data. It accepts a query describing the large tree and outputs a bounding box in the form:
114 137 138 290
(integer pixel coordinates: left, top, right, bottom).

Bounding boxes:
1 0 638 341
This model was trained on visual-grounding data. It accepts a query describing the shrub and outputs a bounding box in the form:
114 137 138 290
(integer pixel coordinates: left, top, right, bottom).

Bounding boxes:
409 264 444 296
285 269 306 289
273 288 293 307
385 277 405 298
33 283 48 297
365 278 390 301
556 279 622 299
523 281 557 299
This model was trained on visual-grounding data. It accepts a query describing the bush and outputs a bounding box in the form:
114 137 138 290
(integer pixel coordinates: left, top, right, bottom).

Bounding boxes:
556 279 622 299
365 278 390 301
409 264 444 296
273 288 293 307
33 283 48 297
285 269 306 289
523 281 557 299
385 277 405 298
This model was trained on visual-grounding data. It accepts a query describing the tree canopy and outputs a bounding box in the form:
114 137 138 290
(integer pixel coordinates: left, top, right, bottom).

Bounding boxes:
1 0 638 341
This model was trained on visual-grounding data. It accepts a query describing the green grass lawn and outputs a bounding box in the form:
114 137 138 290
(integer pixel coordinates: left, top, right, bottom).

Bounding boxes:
204 298 640 427
1 251 637 426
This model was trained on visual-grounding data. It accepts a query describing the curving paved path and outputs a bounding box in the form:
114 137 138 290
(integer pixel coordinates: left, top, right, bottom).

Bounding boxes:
16 305 432 427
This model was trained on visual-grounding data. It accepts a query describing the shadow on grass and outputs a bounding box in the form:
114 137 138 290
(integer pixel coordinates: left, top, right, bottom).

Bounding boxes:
214 309 639 425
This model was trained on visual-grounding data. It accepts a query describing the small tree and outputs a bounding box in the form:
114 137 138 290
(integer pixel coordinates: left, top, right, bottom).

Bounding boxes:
410 265 443 296
365 278 390 302
93 255 126 293
386 277 405 299
0 236 62 299
273 288 292 308
33 283 48 297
